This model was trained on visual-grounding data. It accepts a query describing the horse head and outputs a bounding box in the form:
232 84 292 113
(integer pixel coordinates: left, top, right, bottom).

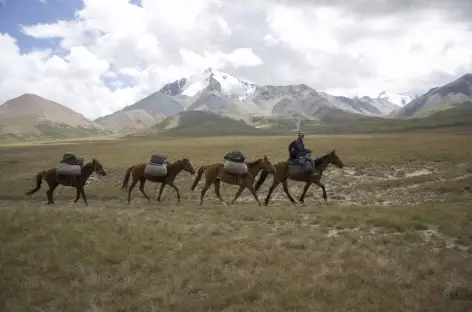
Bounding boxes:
329 150 344 168
92 158 107 176
262 155 276 174
181 157 196 175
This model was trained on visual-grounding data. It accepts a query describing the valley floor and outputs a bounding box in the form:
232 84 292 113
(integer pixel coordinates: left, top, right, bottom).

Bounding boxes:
0 134 471 311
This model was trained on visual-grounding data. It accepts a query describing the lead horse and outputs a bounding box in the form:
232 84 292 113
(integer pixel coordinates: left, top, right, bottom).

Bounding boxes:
190 155 276 206
121 157 196 204
25 158 107 205
254 150 344 205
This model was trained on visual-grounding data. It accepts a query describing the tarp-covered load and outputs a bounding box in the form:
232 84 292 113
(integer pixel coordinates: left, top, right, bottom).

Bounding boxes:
145 154 168 177
223 151 248 174
57 153 84 176
149 154 168 165
224 151 245 163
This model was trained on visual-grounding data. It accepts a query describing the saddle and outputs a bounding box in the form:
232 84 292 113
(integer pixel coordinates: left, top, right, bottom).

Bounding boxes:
289 155 314 175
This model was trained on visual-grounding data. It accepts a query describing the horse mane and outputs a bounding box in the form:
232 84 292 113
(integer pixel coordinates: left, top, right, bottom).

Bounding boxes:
168 159 184 167
314 153 331 167
246 158 262 167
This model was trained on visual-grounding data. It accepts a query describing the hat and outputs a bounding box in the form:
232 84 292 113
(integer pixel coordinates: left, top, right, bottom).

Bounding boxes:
298 132 305 136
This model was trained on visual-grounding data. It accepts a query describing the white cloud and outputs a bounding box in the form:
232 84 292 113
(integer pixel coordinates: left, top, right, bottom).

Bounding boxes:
264 4 472 96
1 0 472 119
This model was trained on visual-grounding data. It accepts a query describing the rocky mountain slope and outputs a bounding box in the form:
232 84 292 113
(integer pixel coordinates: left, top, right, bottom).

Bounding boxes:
130 110 274 137
98 68 410 132
95 91 184 132
0 94 108 140
394 73 472 118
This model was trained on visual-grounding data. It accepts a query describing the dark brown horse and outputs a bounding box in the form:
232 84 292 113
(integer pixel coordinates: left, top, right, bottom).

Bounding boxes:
254 150 344 205
121 157 196 204
25 159 107 205
190 155 276 206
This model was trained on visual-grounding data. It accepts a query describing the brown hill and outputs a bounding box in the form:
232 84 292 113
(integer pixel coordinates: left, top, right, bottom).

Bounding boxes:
0 94 109 140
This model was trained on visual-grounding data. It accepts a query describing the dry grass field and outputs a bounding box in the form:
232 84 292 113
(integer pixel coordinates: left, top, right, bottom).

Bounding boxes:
1 134 472 312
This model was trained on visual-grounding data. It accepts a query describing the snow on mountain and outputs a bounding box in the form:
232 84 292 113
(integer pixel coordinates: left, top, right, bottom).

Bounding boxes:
159 68 407 120
160 67 257 101
378 91 413 107
98 68 416 132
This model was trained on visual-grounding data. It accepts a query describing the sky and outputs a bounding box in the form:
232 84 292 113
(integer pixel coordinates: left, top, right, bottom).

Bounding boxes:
1 0 472 120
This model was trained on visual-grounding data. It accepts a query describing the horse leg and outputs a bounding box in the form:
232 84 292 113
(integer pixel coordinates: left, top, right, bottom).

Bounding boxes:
156 183 166 202
79 186 88 206
282 181 297 204
138 177 150 203
299 181 312 203
127 178 138 204
214 180 227 205
313 180 328 202
46 182 59 205
168 182 181 204
199 182 212 205
230 186 245 205
246 181 261 206
263 179 280 206
74 188 81 203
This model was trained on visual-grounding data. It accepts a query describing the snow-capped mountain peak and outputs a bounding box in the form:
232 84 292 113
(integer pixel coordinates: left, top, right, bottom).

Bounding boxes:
159 67 257 101
377 91 413 107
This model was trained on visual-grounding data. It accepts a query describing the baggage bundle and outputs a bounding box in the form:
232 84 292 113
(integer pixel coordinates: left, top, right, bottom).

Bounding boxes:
57 153 84 176
223 151 248 174
144 154 168 177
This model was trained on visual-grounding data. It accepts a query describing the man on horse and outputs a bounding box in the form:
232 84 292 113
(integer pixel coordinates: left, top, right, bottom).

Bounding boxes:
288 132 319 175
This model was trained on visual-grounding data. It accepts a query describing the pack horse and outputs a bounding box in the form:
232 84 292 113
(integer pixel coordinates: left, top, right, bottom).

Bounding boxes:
191 151 276 206
122 154 196 204
25 153 107 205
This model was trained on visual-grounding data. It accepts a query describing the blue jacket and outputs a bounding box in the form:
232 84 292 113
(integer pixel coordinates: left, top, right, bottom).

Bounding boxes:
289 138 311 160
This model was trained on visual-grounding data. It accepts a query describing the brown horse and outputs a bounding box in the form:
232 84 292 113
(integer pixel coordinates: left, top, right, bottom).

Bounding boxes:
254 150 344 205
121 157 196 204
190 155 276 206
25 159 107 205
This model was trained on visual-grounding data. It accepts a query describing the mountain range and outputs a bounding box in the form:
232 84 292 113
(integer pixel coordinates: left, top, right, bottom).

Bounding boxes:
95 67 417 132
1 70 471 140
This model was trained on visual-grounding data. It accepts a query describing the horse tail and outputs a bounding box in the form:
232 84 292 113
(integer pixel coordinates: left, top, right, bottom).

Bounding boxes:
122 166 134 191
190 165 207 191
25 170 46 196
254 169 270 192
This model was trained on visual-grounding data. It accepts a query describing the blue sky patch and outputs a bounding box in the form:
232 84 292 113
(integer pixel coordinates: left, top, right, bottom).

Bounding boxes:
0 0 83 53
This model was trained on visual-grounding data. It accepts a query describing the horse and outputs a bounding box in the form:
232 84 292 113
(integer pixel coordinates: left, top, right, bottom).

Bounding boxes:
190 155 276 206
254 150 344 205
121 157 196 204
25 158 107 205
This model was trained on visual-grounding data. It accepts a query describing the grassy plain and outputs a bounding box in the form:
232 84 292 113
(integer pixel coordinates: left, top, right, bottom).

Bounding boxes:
1 134 472 311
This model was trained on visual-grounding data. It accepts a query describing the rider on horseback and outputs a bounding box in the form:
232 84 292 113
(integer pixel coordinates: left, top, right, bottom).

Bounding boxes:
288 132 319 175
